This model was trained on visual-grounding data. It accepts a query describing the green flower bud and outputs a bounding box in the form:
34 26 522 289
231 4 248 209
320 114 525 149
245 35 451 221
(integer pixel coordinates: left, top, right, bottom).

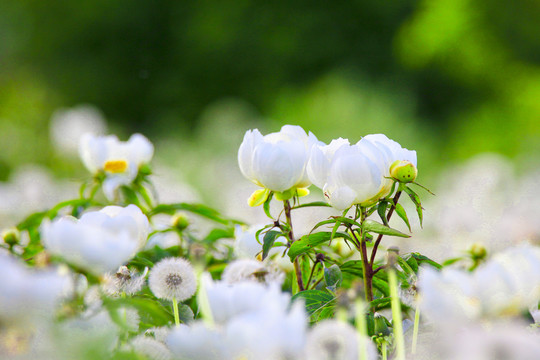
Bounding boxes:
171 213 189 231
2 228 19 247
389 160 417 183
469 243 487 260
373 313 391 336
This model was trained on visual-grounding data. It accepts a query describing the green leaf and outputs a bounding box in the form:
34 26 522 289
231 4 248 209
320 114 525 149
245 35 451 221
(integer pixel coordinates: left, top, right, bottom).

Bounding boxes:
340 261 390 296
397 256 416 278
405 256 419 273
204 228 234 244
149 203 242 226
324 264 343 292
394 203 411 232
442 257 463 267
103 297 173 328
292 201 332 210
377 201 389 226
370 297 392 311
411 252 442 270
403 186 423 227
291 290 335 316
288 232 351 260
362 220 410 238
262 230 283 260
263 192 274 219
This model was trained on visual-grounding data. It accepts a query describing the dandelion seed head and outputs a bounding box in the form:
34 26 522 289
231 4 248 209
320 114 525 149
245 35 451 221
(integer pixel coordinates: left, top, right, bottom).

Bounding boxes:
130 336 172 360
222 259 284 285
102 266 147 296
149 257 196 302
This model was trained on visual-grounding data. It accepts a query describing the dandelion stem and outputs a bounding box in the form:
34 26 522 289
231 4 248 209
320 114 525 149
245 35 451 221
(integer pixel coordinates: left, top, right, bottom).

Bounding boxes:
172 297 181 327
382 341 387 360
412 300 421 354
355 299 368 360
388 264 405 360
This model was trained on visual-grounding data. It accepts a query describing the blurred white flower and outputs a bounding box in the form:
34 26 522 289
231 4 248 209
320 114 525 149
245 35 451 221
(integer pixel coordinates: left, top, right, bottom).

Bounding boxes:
50 105 107 154
79 133 154 200
222 259 284 285
238 125 320 193
305 320 377 360
0 253 69 327
233 224 264 259
42 204 149 274
419 244 540 326
148 257 197 302
166 323 229 360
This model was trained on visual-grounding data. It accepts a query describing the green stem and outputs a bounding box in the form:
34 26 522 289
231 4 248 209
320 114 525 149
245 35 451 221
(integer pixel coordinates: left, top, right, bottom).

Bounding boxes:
284 200 305 292
388 267 405 360
172 297 180 327
382 341 387 360
355 207 373 303
412 300 421 354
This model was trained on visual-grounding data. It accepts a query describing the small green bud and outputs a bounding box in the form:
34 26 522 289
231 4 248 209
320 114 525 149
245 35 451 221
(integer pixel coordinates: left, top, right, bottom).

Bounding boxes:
2 228 19 247
171 213 189 231
390 160 417 183
373 313 391 336
469 243 487 260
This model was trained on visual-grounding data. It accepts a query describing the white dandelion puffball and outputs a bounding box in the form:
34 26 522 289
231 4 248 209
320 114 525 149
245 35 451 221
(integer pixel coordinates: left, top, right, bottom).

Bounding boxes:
79 133 154 200
42 204 149 274
222 259 284 285
102 266 147 296
149 257 197 301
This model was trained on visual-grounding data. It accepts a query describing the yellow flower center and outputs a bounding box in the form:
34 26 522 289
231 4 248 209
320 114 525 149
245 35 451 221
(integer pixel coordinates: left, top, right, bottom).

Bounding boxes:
104 160 128 173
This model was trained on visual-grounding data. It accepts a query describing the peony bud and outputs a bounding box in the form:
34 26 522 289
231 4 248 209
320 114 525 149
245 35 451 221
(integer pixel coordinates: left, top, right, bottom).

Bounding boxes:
389 160 417 183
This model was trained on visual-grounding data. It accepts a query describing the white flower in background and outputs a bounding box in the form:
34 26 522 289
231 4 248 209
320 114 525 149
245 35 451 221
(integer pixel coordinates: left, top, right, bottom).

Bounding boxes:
418 244 540 325
204 278 291 325
224 299 307 360
166 323 229 360
50 104 107 154
308 134 416 210
238 125 320 205
42 205 149 274
0 253 69 326
102 266 148 296
222 259 284 285
149 257 197 302
79 133 154 200
305 320 377 360
233 224 264 259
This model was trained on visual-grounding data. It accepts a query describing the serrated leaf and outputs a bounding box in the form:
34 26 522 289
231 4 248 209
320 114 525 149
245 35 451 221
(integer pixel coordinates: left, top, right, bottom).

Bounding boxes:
291 290 335 316
362 220 410 238
262 230 283 260
377 201 389 226
324 264 343 292
394 203 411 232
403 186 423 227
288 232 350 260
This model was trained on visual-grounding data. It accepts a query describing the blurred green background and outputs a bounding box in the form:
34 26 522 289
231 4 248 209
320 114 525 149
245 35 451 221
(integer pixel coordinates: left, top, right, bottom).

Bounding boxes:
1 0 539 186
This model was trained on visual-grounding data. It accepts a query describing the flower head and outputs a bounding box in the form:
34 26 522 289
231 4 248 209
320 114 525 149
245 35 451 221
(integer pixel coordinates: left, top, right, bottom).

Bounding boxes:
238 125 320 194
79 133 154 200
222 259 284 285
42 205 149 274
102 266 147 296
149 258 197 302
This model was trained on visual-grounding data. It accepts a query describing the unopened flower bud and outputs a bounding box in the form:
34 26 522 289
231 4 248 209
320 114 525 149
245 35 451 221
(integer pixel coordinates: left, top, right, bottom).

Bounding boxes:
390 160 417 183
469 243 487 260
373 313 391 336
2 228 20 247
171 213 189 231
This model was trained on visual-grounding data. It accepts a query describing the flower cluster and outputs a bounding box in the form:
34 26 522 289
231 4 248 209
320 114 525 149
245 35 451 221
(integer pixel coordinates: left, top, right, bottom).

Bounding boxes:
238 125 417 210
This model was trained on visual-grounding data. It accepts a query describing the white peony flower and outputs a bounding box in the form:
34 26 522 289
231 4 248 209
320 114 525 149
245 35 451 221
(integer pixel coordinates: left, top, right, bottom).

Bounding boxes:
79 133 154 200
0 253 69 326
308 134 416 210
148 257 197 302
166 323 229 360
238 125 320 193
42 205 149 274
